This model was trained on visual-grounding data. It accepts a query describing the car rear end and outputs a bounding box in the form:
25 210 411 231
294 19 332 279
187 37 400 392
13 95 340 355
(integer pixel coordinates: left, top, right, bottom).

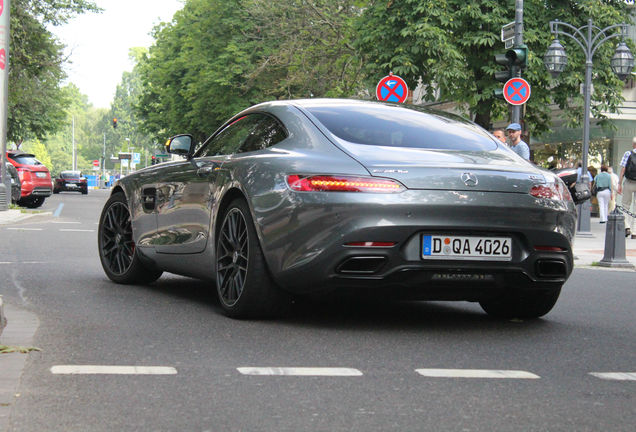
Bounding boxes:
55 171 88 194
7 151 52 206
256 101 577 300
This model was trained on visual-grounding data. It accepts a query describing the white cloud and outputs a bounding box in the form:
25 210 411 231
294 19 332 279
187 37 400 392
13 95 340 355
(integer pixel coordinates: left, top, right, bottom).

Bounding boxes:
51 0 183 109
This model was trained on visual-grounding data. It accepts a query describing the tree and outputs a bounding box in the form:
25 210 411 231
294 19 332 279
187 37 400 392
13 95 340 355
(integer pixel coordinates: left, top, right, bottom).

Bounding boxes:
355 0 631 136
136 0 364 144
8 0 100 146
110 48 158 163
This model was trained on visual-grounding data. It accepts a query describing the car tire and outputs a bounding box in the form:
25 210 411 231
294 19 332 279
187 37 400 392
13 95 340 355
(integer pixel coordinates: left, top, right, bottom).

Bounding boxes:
98 192 163 285
215 198 286 319
19 196 45 208
81 189 88 195
53 189 59 194
479 285 562 319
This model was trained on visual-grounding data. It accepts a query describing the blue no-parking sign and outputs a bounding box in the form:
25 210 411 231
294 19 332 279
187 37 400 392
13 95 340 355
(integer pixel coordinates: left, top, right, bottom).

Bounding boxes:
503 77 531 106
376 74 409 103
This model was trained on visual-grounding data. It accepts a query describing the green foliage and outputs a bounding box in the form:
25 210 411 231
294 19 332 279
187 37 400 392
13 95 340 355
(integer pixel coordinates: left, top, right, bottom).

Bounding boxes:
135 0 365 143
0 344 41 354
8 0 99 145
356 0 631 136
21 84 105 176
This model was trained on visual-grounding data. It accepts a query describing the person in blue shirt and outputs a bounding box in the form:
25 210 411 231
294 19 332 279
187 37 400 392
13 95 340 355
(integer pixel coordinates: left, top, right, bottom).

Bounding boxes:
576 162 592 182
505 123 530 160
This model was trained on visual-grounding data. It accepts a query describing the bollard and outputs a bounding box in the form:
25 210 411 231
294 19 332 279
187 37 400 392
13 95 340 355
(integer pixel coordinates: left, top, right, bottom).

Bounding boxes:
598 209 635 269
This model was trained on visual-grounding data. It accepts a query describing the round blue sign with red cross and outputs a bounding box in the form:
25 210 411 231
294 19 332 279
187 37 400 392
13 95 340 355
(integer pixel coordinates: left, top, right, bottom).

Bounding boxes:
376 74 409 103
503 77 531 105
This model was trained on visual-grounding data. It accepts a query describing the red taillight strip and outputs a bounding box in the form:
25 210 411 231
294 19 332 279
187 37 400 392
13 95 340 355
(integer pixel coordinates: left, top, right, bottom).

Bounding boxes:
534 246 565 252
345 242 396 248
287 175 403 193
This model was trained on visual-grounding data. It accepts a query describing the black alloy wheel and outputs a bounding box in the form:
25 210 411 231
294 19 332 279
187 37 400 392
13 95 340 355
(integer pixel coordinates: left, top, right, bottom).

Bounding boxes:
217 207 249 307
98 192 162 284
215 198 286 318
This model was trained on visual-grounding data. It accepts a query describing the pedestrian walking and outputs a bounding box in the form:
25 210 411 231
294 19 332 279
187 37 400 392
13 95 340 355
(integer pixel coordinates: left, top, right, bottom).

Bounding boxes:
618 137 636 238
492 128 507 144
505 123 530 160
593 166 613 224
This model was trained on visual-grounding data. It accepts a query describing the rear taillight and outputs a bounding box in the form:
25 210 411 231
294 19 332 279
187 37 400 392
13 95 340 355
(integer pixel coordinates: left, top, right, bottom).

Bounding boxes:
16 168 31 182
287 175 404 193
529 180 571 202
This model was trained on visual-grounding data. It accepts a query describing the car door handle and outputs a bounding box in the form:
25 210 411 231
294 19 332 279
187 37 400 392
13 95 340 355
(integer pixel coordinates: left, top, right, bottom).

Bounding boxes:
196 164 218 177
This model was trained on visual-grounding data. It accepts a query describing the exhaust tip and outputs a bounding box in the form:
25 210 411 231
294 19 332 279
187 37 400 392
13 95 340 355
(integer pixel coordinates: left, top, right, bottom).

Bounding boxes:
337 256 387 274
535 259 567 278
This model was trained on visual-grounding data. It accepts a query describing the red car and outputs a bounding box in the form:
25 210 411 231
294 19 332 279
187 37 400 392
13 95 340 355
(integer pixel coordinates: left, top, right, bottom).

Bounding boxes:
6 150 53 208
53 170 88 195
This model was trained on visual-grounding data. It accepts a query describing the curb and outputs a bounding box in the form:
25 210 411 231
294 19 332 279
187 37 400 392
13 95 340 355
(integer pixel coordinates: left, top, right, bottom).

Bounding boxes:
0 296 5 338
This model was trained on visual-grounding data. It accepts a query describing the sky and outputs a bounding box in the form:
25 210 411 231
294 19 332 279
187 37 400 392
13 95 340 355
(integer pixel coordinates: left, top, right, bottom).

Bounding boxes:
51 0 184 109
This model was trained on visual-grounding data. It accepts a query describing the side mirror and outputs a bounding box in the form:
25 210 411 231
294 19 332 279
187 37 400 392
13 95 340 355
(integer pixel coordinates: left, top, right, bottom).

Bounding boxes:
166 134 194 158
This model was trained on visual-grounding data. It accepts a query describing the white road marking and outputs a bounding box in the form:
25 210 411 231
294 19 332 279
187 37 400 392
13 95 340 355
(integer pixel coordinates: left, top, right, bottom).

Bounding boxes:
237 367 363 376
50 365 177 375
415 368 540 379
58 229 95 232
0 261 46 264
589 372 636 381
6 228 43 231
51 221 82 224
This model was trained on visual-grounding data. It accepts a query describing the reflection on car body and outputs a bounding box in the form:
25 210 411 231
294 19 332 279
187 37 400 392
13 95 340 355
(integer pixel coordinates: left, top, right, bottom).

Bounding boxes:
98 99 577 320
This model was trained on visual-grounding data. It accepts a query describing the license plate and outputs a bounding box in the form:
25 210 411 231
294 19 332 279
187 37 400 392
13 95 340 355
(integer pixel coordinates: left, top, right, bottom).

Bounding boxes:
35 172 47 178
67 183 78 188
422 235 512 261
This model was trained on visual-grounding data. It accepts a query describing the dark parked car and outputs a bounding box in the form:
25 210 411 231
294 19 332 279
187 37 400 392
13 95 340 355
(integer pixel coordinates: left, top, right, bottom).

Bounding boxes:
98 99 577 319
4 162 21 204
6 150 52 208
54 170 88 194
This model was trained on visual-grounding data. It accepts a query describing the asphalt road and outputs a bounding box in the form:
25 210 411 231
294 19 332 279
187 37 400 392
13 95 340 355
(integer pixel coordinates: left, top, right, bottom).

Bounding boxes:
0 189 634 431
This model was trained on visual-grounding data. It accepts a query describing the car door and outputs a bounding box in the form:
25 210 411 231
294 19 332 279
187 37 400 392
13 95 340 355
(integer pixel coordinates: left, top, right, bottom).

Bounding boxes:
152 114 270 254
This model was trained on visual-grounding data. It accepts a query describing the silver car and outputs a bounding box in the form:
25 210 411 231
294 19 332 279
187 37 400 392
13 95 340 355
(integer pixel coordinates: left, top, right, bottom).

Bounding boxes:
98 99 577 319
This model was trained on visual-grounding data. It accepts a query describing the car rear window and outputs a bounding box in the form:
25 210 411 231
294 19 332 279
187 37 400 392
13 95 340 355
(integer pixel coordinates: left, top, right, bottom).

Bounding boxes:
9 154 43 165
61 172 81 179
305 103 497 151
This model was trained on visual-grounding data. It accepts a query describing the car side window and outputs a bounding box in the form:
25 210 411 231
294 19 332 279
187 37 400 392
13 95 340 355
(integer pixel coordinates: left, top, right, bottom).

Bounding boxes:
197 113 287 157
238 115 288 153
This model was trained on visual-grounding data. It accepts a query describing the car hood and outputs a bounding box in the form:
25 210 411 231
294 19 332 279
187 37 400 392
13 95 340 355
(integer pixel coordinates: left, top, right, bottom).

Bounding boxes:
338 141 546 193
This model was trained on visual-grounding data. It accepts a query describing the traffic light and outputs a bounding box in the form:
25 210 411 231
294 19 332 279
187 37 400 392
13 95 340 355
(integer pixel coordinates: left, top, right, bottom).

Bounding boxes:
112 118 118 129
493 44 528 99
506 45 528 68
494 52 513 83
151 156 157 165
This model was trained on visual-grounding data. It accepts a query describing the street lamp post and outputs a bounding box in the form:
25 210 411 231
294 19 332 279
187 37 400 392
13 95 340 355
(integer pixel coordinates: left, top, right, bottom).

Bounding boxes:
543 19 634 236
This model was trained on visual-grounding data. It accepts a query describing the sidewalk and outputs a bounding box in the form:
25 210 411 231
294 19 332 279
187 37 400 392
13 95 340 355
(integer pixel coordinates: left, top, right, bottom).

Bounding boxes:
0 303 39 432
571 216 636 269
0 209 49 225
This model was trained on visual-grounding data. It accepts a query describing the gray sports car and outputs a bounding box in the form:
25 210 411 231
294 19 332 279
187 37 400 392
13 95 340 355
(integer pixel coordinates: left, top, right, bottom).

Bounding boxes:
98 99 577 319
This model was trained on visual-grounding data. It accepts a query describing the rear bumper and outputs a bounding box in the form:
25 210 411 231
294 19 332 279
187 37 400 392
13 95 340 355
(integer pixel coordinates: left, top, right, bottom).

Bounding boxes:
255 189 577 296
21 184 52 197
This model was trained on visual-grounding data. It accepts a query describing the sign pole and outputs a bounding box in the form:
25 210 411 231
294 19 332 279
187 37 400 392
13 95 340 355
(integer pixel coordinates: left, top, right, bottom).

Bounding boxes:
512 0 524 124
0 0 10 211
